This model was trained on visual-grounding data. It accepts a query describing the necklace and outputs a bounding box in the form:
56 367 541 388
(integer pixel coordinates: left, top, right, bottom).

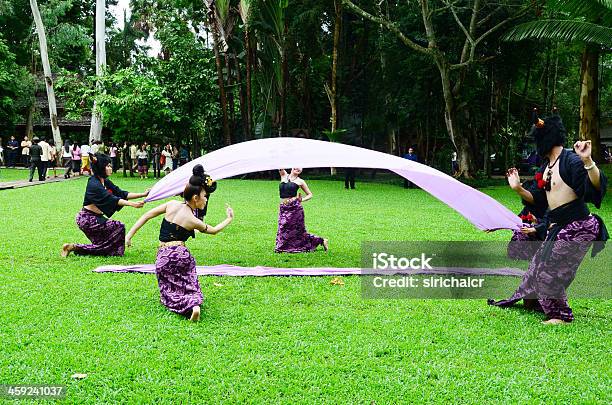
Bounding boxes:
544 150 562 191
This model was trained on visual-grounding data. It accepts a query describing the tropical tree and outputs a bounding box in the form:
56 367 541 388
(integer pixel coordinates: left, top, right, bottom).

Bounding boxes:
504 0 612 161
342 0 531 177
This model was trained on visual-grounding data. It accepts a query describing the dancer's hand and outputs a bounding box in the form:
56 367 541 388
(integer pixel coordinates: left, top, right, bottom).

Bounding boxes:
520 226 536 235
144 188 151 196
125 237 132 247
131 201 145 208
225 203 234 219
574 140 592 161
506 168 521 190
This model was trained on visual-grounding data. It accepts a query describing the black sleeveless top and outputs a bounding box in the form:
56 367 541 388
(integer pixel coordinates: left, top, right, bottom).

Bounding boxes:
159 218 195 242
279 179 299 198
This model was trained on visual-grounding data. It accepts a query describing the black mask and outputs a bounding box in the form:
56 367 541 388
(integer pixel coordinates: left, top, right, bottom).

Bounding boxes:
533 115 566 157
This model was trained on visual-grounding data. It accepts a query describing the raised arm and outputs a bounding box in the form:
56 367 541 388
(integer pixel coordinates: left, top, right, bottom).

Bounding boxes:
507 168 534 204
575 140 601 191
279 169 287 179
126 203 168 246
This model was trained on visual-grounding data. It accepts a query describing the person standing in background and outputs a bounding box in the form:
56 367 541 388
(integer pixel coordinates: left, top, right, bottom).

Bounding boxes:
80 141 91 175
71 142 81 177
451 151 459 176
130 143 138 173
62 140 73 178
39 137 50 179
151 143 161 179
403 147 419 188
28 137 45 182
162 144 173 173
21 135 32 167
48 140 58 178
172 144 179 170
110 143 118 173
7 136 19 167
137 144 149 180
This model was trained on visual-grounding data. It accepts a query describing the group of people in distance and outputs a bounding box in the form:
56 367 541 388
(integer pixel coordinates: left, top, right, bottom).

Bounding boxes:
59 109 607 325
61 153 327 322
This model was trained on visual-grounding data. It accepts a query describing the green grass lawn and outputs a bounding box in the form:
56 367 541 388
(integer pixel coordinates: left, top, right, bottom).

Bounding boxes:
0 169 610 403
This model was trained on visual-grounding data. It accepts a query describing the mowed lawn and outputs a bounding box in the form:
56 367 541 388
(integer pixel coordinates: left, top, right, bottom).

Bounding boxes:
0 168 610 403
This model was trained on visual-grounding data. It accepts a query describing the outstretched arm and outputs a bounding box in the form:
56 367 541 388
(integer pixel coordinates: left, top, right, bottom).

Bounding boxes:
126 203 168 246
118 199 145 208
127 189 150 200
195 204 234 235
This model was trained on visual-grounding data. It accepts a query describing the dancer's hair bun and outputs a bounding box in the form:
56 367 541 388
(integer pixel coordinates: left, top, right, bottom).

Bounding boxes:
193 164 205 177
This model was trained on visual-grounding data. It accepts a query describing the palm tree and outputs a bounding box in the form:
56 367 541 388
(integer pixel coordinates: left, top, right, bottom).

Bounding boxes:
259 0 289 136
504 0 612 161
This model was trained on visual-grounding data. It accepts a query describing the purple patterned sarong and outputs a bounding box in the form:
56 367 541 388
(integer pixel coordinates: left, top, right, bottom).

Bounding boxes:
155 245 203 316
507 230 541 261
491 215 600 322
275 199 324 253
73 209 125 256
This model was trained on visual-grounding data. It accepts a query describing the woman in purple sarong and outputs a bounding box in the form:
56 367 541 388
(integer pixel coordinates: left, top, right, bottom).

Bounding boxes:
125 165 234 321
61 153 149 257
275 168 328 253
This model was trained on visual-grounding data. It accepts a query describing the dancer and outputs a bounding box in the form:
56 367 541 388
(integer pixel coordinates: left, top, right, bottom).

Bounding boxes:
125 165 234 321
490 111 608 324
275 168 328 253
61 153 149 257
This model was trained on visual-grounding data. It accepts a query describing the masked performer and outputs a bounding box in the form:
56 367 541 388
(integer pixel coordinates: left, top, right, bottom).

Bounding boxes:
125 165 234 322
275 168 328 253
61 153 149 257
490 110 608 324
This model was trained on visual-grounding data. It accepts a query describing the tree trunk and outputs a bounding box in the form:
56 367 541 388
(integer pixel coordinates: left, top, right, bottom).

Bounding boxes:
25 102 35 137
244 28 253 139
330 1 341 135
437 59 474 177
279 22 288 137
89 0 106 142
579 44 601 162
210 14 231 146
30 0 62 146
224 52 235 131
329 0 342 175
232 52 248 142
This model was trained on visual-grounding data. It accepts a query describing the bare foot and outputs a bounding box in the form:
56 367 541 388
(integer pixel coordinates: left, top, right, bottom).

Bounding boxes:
189 306 201 322
61 243 74 257
542 318 568 325
323 239 329 252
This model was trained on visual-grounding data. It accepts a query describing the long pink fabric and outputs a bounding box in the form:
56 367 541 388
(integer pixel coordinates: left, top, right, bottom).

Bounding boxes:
93 264 524 277
146 138 522 231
